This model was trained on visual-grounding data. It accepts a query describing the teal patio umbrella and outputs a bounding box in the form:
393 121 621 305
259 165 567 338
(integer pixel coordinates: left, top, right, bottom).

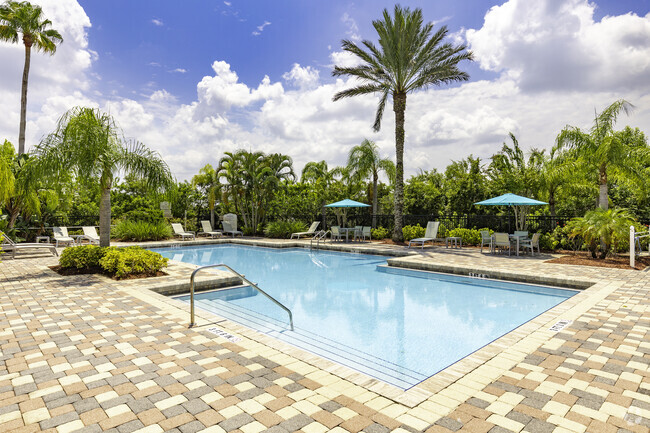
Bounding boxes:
325 199 371 226
474 193 547 231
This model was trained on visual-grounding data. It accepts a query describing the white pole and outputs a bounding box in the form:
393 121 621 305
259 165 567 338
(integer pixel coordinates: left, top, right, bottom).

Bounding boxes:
630 225 635 268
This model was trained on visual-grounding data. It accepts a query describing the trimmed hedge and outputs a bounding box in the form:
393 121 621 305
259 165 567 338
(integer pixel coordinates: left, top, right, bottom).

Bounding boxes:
371 226 390 239
59 245 167 279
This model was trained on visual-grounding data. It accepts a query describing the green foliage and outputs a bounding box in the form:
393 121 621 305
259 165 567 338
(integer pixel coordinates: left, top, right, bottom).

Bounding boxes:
437 223 448 238
371 226 390 239
446 228 488 246
99 247 168 279
404 170 445 214
402 224 426 241
264 220 308 238
59 245 107 269
567 208 635 258
111 220 172 241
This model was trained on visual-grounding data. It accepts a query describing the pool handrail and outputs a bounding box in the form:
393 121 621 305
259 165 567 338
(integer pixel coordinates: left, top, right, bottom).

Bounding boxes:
189 263 294 331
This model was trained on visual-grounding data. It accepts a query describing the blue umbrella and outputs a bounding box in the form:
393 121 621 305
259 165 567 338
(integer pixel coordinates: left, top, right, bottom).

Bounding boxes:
325 199 370 226
475 193 547 231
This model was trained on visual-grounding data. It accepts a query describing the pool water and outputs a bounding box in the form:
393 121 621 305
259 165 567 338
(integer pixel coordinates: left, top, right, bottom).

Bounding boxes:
152 245 575 388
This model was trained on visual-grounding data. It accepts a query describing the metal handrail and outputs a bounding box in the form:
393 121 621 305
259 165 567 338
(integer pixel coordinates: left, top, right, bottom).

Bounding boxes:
189 263 294 331
310 230 329 249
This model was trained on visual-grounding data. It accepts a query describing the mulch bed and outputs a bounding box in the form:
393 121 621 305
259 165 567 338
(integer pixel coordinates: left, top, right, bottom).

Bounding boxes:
50 265 167 280
546 253 650 270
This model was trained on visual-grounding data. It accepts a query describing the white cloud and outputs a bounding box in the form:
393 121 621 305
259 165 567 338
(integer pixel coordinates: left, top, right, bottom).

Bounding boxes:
169 68 187 74
224 1 231 6
252 20 271 36
341 12 360 41
151 18 163 26
282 64 320 90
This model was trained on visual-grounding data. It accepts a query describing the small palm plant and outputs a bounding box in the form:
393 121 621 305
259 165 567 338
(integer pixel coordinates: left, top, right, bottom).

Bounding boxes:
567 208 635 258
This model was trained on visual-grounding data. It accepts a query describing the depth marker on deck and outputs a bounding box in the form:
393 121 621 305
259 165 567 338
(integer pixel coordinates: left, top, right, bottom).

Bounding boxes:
549 319 572 332
206 327 242 342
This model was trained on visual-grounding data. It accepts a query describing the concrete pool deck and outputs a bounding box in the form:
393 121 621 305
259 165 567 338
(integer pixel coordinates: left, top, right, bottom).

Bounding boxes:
0 240 648 433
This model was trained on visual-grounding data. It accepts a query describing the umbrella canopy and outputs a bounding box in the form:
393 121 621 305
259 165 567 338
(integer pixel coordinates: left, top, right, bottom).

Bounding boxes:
474 193 547 206
325 199 371 208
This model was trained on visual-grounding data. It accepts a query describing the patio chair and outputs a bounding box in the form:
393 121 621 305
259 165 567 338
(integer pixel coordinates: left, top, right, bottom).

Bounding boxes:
521 233 541 255
330 226 343 242
82 226 100 244
53 227 76 247
199 220 222 238
171 223 195 241
480 230 492 253
493 232 513 256
290 221 320 239
1 231 58 259
408 221 440 249
355 226 371 242
222 220 243 237
513 231 529 238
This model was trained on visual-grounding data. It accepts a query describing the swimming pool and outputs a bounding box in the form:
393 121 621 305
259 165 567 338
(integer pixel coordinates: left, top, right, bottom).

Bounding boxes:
153 244 575 388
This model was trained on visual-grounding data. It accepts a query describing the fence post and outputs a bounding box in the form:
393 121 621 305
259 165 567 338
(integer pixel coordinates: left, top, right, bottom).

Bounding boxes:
630 225 635 269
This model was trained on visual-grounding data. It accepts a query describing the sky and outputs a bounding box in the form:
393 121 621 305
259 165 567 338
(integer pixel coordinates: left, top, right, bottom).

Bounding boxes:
0 0 649 181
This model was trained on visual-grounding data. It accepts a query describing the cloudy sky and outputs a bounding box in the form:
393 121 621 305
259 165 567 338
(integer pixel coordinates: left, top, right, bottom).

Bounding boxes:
0 0 649 181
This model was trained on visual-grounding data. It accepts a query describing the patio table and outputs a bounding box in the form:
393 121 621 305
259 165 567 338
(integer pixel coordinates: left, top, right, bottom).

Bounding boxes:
339 227 360 242
509 234 528 256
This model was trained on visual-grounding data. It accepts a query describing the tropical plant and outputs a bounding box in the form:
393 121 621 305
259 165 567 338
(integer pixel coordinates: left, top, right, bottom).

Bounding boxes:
332 5 473 241
111 220 172 242
443 155 488 214
401 224 426 241
192 164 220 228
0 1 62 155
487 133 544 198
567 208 635 258
347 139 394 227
557 100 647 210
371 226 390 240
99 247 168 279
264 220 307 238
32 107 173 246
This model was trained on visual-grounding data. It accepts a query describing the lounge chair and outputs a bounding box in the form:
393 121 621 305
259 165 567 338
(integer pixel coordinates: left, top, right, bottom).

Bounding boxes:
53 227 76 247
1 232 58 259
355 226 371 242
407 221 440 249
480 230 492 253
493 232 513 255
521 233 541 255
82 226 100 244
330 226 343 242
199 220 222 238
290 221 320 239
171 223 195 241
222 220 243 237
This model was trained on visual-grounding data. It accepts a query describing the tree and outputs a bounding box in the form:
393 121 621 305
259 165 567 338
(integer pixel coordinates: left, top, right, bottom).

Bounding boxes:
0 1 62 155
487 133 543 199
32 107 172 246
556 100 644 210
443 155 488 214
347 139 394 227
332 5 472 241
192 164 220 227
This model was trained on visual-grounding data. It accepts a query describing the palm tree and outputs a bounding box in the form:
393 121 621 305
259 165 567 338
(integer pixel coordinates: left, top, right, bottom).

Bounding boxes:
0 1 62 155
556 99 641 210
32 107 172 246
487 133 544 199
192 164 220 228
332 5 472 241
347 139 395 227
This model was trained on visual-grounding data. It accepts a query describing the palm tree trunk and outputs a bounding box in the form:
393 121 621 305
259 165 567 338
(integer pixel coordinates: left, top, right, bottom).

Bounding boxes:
599 165 608 210
372 173 378 228
99 186 111 247
210 207 215 228
18 43 32 155
392 92 406 242
549 189 556 218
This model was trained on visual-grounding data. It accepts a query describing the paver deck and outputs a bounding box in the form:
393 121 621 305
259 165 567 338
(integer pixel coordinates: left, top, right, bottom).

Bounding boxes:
0 241 648 433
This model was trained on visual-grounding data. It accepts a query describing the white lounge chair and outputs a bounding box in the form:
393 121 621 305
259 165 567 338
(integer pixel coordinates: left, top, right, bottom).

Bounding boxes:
199 220 222 238
407 221 440 249
222 220 243 237
53 227 76 247
1 231 58 259
171 223 195 241
290 221 320 239
82 226 100 244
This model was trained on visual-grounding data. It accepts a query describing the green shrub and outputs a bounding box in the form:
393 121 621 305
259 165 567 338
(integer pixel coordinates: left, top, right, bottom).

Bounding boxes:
402 224 426 241
169 217 198 233
567 208 635 258
371 226 390 239
444 227 492 246
122 208 164 223
437 223 448 238
264 220 308 238
99 247 168 279
59 245 108 269
111 220 172 241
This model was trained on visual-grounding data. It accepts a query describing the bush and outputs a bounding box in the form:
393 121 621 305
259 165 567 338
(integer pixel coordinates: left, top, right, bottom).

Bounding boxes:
169 217 198 233
371 226 390 239
264 220 308 238
99 247 168 279
59 245 168 279
111 220 172 241
437 223 448 238
446 228 480 246
402 224 426 241
567 208 635 258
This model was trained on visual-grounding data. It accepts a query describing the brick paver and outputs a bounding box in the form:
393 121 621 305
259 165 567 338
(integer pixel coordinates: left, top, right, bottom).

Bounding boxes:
1 243 648 432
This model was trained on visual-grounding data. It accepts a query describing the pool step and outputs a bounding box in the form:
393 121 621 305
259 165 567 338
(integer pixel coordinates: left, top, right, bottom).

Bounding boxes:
193 292 428 389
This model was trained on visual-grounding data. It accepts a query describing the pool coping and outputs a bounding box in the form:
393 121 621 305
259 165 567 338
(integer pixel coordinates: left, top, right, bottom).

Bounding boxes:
124 238 617 408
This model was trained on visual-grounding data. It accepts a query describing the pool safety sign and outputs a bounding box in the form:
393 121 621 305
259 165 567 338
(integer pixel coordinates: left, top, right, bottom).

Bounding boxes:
206 327 242 342
548 319 572 332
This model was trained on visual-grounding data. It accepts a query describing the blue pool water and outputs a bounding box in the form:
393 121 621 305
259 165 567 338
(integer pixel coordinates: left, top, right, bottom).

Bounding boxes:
152 245 575 388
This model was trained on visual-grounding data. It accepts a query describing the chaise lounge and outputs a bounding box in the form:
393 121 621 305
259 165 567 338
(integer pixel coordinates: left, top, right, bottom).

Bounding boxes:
172 223 195 241
290 221 320 239
199 220 222 238
408 221 440 249
1 231 58 259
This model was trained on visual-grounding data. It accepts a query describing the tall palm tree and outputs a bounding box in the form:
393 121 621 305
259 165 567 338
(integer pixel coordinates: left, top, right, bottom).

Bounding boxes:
347 139 395 227
0 1 62 155
192 164 220 228
487 133 544 199
332 5 473 241
32 107 172 246
557 99 639 210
